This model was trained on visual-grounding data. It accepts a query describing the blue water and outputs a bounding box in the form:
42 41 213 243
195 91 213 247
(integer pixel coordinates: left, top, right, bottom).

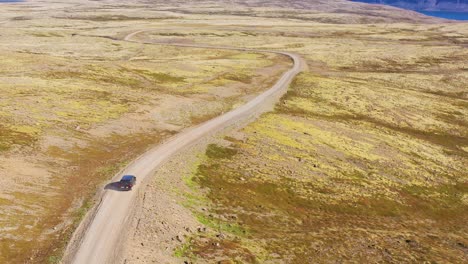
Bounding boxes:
418 11 468 21
350 0 468 21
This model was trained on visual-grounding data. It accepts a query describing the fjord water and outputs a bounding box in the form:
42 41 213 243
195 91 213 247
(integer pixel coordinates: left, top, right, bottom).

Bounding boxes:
419 11 468 20
351 0 468 21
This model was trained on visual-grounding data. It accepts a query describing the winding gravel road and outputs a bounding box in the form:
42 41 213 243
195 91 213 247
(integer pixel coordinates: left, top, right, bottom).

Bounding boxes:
65 30 305 264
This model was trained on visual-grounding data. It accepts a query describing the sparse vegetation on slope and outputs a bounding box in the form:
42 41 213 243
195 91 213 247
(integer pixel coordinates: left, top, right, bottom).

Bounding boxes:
1 0 467 263
0 3 290 262
174 16 467 264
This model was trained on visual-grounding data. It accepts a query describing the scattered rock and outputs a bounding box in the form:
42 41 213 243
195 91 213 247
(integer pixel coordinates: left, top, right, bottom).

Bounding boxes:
176 235 183 243
141 242 144 246
212 242 220 247
405 239 418 247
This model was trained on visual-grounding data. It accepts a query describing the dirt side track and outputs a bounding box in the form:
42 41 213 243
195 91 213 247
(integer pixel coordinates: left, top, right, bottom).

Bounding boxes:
62 30 306 264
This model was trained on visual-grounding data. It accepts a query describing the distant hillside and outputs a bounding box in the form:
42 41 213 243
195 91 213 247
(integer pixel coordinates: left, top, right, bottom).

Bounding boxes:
351 0 468 11
150 0 441 23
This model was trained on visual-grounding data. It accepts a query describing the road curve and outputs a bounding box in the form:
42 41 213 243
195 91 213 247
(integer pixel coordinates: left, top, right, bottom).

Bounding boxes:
66 30 305 264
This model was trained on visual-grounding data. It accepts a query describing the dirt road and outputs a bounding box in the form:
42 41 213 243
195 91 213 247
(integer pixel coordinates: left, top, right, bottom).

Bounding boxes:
64 30 305 264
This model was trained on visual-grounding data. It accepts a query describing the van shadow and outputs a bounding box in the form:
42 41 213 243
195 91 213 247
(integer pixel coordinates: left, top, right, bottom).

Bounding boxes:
104 182 126 191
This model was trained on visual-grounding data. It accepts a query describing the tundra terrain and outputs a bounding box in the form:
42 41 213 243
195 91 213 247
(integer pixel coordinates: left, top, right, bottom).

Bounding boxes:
0 1 291 262
0 0 467 263
121 2 467 264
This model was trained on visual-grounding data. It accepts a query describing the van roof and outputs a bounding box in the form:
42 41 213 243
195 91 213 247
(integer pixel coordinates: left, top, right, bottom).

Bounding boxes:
121 175 135 181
